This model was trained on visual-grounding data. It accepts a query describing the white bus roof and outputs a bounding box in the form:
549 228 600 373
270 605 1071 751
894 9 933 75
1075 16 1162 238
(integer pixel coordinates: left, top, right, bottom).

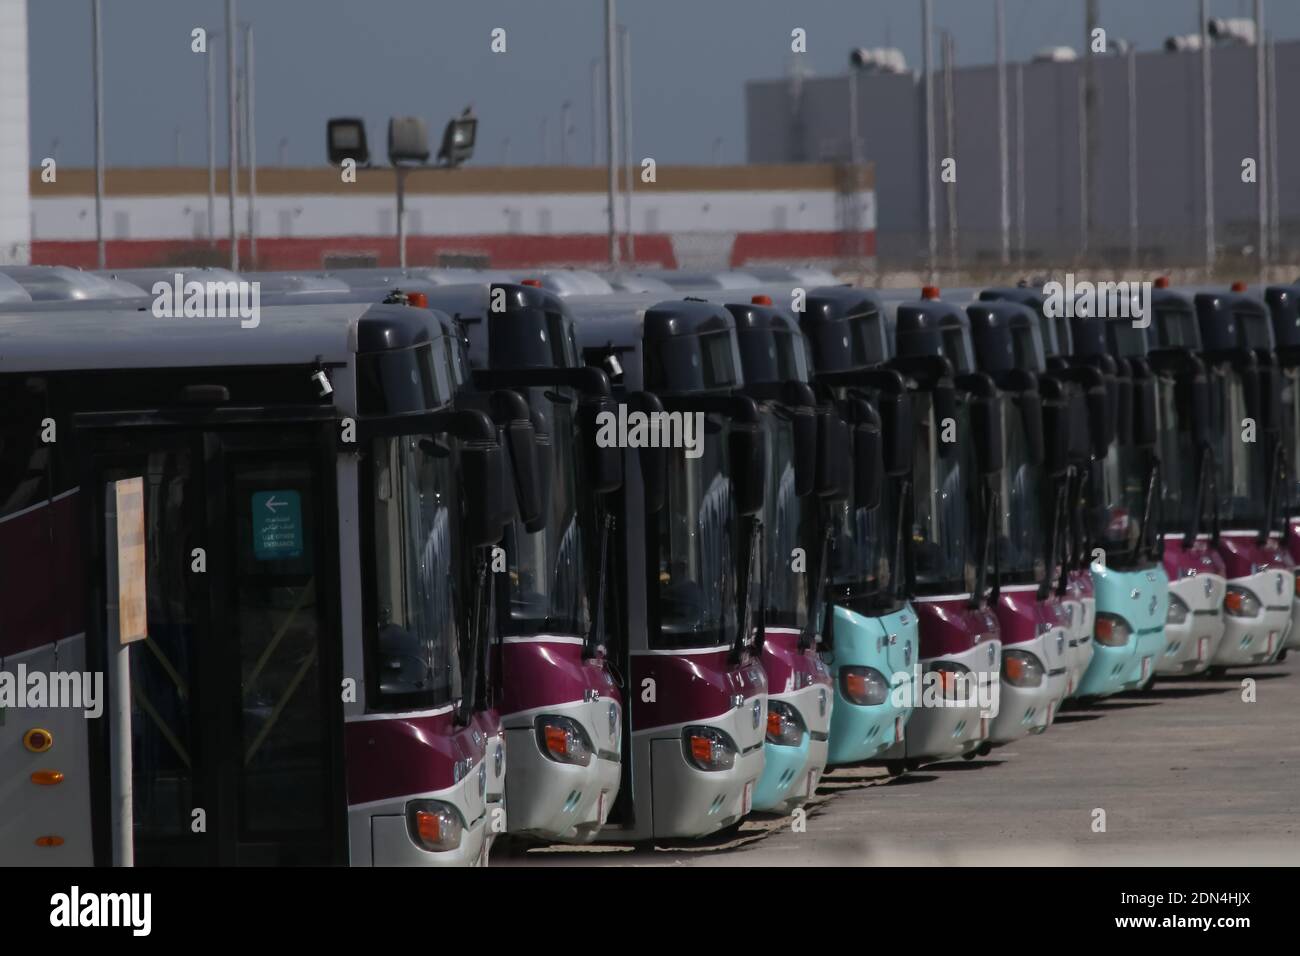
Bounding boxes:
0 302 370 373
0 265 142 301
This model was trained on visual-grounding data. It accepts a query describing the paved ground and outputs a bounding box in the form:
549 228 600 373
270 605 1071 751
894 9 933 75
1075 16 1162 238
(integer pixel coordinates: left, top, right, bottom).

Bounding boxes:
500 661 1300 866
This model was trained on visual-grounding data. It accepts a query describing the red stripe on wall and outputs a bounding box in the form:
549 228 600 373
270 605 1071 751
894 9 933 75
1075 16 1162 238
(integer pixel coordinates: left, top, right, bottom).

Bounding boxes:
31 231 874 272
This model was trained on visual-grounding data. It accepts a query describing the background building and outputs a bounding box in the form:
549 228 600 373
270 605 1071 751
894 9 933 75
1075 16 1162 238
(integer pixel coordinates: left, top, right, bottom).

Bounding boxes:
748 41 1298 272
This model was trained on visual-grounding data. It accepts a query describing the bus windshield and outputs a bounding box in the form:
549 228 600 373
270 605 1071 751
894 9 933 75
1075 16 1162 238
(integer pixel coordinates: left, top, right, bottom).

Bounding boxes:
1280 366 1300 515
498 386 589 636
370 434 463 708
826 476 898 612
996 395 1044 582
1205 362 1268 526
654 414 737 648
758 411 810 630
1155 372 1202 533
911 391 976 594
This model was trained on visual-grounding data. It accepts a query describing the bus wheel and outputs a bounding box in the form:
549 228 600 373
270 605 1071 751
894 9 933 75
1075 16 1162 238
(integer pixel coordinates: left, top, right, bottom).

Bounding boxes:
1278 649 1289 662
962 750 977 761
1206 666 1227 678
886 760 907 777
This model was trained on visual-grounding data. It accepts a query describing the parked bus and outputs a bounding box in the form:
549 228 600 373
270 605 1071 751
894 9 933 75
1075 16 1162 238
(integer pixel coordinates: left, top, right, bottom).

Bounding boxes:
1140 285 1228 675
728 295 846 813
0 297 523 866
883 292 1003 767
979 287 1099 697
422 281 626 842
1193 288 1295 669
569 295 769 840
796 286 919 771
965 300 1071 739
1261 283 1300 654
1063 306 1168 695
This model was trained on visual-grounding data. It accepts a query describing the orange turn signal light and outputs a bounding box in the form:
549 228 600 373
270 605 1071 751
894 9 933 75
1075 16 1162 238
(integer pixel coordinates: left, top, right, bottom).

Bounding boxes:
35 836 64 848
688 735 713 763
1231 280 1248 293
1225 590 1245 613
1154 275 1170 289
522 278 542 287
414 810 442 845
407 291 428 308
921 285 940 300
1004 655 1027 683
543 725 570 757
31 770 64 786
751 294 773 305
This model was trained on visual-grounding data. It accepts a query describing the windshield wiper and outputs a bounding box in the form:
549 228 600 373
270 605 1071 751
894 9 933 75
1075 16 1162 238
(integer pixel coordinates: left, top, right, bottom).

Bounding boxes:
457 549 492 727
802 523 834 652
586 510 614 661
734 516 763 661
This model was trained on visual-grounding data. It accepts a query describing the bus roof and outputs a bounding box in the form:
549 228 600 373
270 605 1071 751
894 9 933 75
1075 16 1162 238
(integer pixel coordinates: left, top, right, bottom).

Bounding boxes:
0 301 421 373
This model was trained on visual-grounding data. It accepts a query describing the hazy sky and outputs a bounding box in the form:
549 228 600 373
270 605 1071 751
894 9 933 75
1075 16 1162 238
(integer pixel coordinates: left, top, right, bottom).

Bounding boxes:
26 0 1298 168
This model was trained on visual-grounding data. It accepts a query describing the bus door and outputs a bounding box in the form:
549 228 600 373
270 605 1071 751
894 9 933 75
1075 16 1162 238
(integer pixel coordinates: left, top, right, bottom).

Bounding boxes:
76 411 345 866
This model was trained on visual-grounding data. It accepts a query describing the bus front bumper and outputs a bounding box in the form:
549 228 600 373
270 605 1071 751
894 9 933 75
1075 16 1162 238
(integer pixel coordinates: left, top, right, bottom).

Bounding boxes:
1156 575 1226 676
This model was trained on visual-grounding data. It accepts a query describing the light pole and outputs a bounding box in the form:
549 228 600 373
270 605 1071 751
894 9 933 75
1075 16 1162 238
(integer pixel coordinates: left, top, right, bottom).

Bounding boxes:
1200 0 1215 270
1127 43 1138 269
921 0 936 280
244 21 256 266
91 0 105 269
941 30 957 271
590 58 600 165
996 0 1010 267
1255 0 1267 275
226 0 238 270
619 25 634 265
560 100 572 165
206 29 217 246
604 0 620 267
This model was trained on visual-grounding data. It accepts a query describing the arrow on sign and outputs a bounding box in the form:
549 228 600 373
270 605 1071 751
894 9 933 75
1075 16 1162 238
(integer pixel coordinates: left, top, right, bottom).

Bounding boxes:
264 495 286 514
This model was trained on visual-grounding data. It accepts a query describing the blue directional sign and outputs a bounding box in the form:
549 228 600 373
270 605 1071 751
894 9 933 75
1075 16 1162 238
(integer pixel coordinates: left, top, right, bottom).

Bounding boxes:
252 490 303 560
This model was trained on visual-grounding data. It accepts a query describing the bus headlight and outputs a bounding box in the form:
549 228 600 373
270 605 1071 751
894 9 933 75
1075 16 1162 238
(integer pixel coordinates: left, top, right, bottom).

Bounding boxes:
406 800 465 853
1224 586 1262 618
1094 613 1132 647
765 700 806 746
1002 649 1045 688
839 666 890 706
682 726 737 771
1166 594 1190 626
535 716 593 767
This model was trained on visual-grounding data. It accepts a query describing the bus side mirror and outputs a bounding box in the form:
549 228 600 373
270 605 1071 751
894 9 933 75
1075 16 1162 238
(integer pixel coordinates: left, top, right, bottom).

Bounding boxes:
459 441 510 547
1038 379 1069 473
853 421 883 510
792 406 818 498
628 391 666 514
970 395 1005 476
1189 376 1212 446
817 410 852 500
1133 378 1158 447
492 390 544 533
729 423 767 517
879 391 914 476
580 396 624 494
1019 390 1045 465
935 382 959 459
1086 384 1113 458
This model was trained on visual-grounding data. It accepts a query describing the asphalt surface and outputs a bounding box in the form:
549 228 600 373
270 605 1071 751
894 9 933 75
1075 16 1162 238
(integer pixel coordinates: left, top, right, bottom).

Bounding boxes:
501 660 1300 866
